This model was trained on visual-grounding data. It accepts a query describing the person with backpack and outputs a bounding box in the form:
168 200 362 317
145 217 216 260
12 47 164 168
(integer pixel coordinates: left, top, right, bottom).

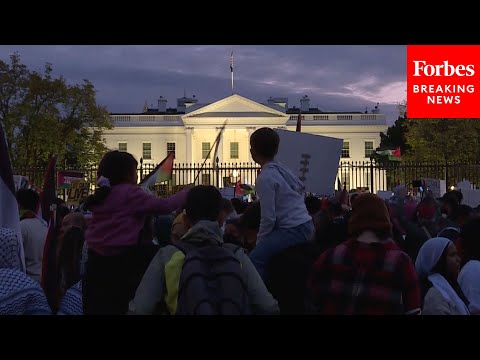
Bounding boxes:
128 185 279 315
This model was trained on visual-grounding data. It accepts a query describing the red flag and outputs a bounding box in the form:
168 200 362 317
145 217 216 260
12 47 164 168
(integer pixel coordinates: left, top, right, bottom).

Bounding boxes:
41 205 59 311
296 111 302 132
392 147 401 158
38 155 59 310
234 180 242 197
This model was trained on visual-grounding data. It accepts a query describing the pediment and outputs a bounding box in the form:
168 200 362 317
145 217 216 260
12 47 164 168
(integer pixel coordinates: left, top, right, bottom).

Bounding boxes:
183 94 288 118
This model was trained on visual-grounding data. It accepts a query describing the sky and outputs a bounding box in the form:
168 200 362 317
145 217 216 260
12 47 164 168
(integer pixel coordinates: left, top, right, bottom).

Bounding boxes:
0 45 406 124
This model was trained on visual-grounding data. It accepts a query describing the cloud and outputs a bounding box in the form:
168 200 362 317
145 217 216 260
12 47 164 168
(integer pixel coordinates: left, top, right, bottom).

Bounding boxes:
0 45 406 123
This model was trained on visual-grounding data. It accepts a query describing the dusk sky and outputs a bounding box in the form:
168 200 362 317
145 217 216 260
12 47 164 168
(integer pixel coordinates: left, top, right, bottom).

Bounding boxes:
0 45 406 124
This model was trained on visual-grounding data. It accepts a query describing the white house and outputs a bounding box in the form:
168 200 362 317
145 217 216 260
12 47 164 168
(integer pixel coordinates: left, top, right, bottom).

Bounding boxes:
103 93 388 190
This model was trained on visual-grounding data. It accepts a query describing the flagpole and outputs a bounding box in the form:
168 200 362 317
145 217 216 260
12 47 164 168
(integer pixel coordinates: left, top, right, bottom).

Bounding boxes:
230 50 234 95
194 120 228 184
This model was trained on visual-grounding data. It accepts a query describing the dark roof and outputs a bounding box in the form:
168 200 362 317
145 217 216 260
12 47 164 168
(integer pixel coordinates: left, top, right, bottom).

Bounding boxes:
111 107 184 116
286 107 363 115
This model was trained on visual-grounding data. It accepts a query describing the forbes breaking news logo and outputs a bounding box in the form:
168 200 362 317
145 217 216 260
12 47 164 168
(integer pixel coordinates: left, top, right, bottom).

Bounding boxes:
407 45 480 118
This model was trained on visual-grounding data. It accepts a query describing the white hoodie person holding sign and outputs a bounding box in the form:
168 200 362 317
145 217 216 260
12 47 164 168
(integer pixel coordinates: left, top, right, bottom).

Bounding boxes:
248 128 314 279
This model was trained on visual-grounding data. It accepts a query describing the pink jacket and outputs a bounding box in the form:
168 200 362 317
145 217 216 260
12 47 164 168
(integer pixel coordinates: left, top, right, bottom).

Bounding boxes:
86 184 188 255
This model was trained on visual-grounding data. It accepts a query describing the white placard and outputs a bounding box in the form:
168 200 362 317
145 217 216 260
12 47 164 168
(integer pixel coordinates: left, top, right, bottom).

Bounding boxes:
460 189 480 208
376 190 394 201
273 129 343 196
423 178 446 199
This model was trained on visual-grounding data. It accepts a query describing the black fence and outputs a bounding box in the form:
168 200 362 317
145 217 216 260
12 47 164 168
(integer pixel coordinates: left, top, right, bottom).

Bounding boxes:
14 161 480 196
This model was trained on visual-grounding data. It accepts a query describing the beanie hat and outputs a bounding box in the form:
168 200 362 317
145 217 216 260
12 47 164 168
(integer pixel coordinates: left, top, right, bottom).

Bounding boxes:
348 193 392 238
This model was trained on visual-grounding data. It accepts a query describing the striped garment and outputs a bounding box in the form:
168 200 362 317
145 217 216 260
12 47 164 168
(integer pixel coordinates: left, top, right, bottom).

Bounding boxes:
0 268 52 315
57 281 83 315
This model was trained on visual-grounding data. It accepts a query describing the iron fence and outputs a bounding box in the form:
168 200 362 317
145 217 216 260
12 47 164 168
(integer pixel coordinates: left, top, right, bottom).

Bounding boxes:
14 161 480 196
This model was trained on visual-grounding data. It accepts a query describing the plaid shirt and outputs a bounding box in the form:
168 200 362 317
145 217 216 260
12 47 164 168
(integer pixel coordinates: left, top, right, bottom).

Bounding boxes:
307 238 421 315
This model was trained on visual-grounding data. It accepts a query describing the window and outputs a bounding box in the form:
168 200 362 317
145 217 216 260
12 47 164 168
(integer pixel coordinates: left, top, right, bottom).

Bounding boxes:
118 143 127 152
201 174 210 185
230 142 239 159
365 141 374 158
202 142 211 159
143 143 151 160
341 141 350 158
167 142 176 158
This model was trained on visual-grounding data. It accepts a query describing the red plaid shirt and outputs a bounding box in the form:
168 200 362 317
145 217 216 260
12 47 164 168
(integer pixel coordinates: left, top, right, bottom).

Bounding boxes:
307 238 421 315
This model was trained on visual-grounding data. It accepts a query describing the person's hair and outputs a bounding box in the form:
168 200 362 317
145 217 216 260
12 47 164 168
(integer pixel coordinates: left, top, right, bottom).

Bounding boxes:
239 201 261 231
250 127 280 159
185 185 222 224
305 195 321 215
56 226 85 307
16 188 39 212
328 201 343 217
447 190 463 204
231 198 247 214
461 216 480 264
350 193 359 207
56 206 71 229
83 151 138 209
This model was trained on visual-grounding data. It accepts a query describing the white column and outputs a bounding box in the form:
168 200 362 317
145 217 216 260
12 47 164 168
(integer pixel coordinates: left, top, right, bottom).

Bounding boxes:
246 126 256 163
185 127 193 164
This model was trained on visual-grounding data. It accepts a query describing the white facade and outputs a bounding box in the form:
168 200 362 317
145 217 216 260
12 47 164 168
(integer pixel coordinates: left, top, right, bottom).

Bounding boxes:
103 94 388 190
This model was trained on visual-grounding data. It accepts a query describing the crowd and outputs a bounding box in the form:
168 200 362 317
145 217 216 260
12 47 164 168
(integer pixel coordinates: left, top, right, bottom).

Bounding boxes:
1 127 479 315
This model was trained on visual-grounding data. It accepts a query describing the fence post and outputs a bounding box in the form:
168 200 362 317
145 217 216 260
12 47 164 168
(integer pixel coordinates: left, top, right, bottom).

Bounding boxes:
139 157 143 182
445 158 449 187
370 161 374 193
215 157 220 188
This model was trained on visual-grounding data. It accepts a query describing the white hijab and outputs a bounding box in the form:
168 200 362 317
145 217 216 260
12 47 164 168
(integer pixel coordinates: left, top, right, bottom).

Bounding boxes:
458 260 480 314
415 237 470 315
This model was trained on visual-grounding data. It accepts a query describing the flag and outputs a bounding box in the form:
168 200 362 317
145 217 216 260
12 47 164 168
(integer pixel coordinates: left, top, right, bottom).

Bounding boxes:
296 111 302 132
140 151 175 188
41 205 59 311
38 155 57 224
212 121 227 169
0 124 26 272
234 180 242 197
230 51 234 72
375 147 402 161
38 155 59 310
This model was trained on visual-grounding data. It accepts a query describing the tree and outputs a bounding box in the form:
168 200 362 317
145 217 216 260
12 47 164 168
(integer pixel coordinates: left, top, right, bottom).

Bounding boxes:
372 101 409 163
404 118 480 163
0 53 112 169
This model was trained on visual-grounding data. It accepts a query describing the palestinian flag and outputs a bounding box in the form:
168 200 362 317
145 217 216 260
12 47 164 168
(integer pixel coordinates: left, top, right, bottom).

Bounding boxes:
375 147 401 161
140 151 175 188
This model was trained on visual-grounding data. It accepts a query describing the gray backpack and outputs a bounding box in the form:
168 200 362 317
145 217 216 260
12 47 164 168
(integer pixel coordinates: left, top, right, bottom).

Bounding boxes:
174 242 251 315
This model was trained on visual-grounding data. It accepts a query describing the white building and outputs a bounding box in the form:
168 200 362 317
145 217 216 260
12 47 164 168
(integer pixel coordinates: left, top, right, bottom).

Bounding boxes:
104 94 388 190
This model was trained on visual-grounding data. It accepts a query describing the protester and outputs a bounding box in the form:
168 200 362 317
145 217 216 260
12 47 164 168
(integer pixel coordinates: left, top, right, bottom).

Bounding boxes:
248 128 314 279
0 228 51 315
82 150 190 315
415 237 469 315
307 193 421 315
16 188 48 283
128 185 279 315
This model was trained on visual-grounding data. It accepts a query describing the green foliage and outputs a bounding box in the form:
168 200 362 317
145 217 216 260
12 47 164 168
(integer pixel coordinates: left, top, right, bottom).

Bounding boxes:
405 118 480 162
0 53 112 169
